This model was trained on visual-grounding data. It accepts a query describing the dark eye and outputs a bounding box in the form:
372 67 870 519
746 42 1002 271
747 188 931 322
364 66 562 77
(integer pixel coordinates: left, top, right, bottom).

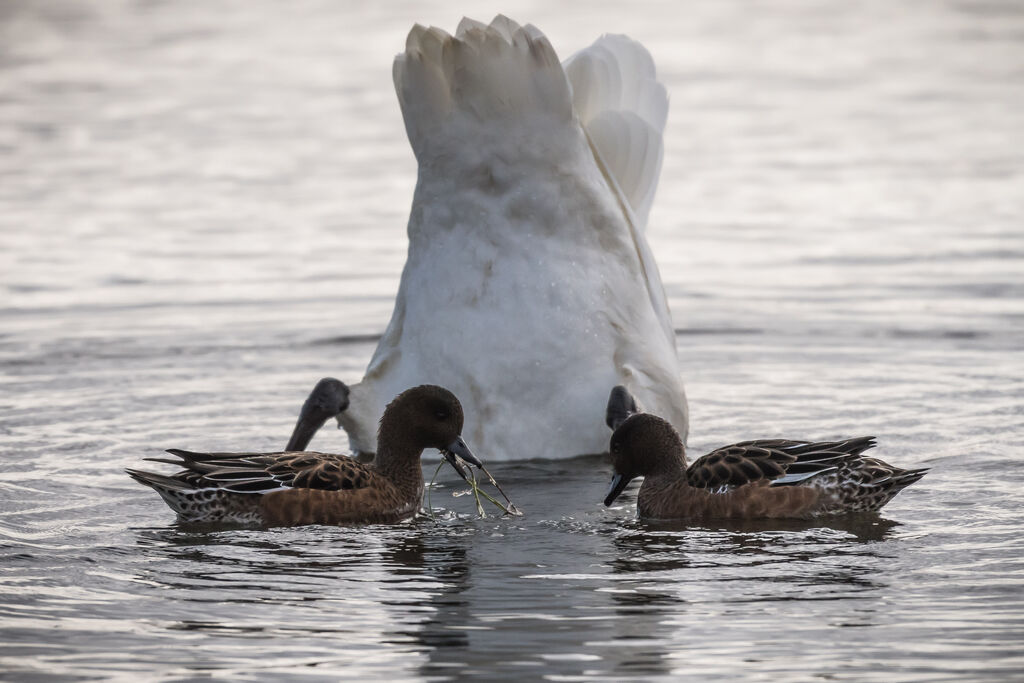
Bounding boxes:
435 410 449 421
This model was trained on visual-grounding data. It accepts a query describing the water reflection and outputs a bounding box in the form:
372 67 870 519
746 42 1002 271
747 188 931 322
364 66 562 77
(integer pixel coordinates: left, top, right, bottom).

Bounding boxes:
381 530 473 651
653 515 902 541
589 515 903 677
609 516 900 579
130 519 477 668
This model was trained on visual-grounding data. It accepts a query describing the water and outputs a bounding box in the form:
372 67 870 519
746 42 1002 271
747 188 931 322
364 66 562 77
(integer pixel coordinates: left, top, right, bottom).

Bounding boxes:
2 0 1023 679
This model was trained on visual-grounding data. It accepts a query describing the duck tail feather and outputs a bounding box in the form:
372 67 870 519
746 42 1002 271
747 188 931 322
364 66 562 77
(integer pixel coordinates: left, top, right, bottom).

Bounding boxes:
164 448 225 463
125 468 193 492
895 467 930 486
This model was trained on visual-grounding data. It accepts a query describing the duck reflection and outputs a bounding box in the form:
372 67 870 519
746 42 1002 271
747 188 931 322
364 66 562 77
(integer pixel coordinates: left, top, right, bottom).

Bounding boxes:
608 514 900 583
589 512 904 677
378 528 474 651
127 469 905 681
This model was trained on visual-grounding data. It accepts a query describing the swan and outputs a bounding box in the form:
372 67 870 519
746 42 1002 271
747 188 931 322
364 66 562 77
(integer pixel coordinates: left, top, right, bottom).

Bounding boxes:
289 15 688 461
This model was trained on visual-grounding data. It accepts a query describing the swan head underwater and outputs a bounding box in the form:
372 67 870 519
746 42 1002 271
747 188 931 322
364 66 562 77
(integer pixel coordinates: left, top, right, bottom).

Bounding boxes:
289 16 689 461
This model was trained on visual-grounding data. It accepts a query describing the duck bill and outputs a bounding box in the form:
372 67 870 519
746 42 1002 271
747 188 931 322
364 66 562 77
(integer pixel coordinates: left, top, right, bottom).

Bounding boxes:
604 473 631 506
441 435 483 481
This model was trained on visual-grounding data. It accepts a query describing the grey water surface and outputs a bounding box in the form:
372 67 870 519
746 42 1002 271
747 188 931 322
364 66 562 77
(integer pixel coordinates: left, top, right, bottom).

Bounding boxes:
2 0 1023 680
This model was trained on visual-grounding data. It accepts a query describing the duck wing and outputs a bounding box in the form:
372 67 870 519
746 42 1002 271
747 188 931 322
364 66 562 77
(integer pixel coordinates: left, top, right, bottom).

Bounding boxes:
145 449 375 494
686 437 878 490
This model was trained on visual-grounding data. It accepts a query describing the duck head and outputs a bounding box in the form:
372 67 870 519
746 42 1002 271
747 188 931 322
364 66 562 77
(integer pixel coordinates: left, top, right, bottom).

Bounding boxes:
604 413 685 506
380 385 483 476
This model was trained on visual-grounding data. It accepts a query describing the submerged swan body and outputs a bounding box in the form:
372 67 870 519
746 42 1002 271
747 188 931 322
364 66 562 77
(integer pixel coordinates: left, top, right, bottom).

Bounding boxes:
604 387 928 520
318 16 687 461
127 386 482 526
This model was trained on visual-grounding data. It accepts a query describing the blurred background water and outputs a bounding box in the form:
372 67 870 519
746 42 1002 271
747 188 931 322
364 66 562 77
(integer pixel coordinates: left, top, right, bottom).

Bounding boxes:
1 0 1023 680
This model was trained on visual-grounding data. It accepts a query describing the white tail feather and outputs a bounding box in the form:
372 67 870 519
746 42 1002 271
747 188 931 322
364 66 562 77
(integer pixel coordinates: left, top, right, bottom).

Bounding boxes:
393 17 668 231
394 16 573 163
564 35 668 229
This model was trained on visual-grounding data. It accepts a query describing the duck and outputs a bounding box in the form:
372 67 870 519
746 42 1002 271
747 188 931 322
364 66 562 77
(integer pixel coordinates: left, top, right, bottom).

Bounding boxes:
287 15 688 461
126 385 483 526
603 386 928 519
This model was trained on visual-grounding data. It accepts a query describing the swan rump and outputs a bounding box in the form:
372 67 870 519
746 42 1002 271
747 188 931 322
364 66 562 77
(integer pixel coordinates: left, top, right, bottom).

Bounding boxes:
339 15 687 460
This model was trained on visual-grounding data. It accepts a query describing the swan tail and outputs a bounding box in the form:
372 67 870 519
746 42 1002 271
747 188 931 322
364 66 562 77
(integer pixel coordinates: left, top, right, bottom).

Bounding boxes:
393 15 573 163
564 34 669 230
394 17 667 231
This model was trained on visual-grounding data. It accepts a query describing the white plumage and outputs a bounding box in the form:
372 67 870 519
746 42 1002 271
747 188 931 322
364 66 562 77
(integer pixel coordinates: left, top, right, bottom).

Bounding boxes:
338 15 687 460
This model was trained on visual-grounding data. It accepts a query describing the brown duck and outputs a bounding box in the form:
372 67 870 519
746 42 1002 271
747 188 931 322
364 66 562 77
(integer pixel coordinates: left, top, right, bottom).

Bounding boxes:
126 385 482 526
603 386 928 519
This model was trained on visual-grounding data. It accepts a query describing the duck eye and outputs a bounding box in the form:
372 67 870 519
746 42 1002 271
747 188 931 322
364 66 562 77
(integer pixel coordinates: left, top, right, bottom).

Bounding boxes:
435 410 449 421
